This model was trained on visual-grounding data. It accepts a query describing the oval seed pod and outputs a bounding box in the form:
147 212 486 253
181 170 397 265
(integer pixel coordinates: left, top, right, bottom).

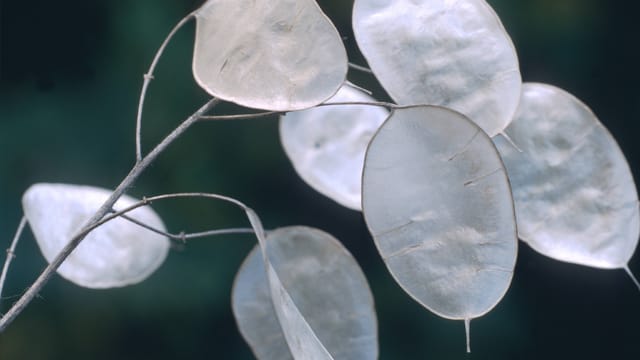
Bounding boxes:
494 83 640 277
232 226 378 360
352 0 521 136
280 85 388 210
243 210 333 359
362 106 517 351
21 183 169 289
193 0 348 111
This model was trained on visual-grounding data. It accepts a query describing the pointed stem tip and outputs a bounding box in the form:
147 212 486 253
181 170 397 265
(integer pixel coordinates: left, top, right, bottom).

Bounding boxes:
497 131 522 153
624 265 640 292
464 318 471 353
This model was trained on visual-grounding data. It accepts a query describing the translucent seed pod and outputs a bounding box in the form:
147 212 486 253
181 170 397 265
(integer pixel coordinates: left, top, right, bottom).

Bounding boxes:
353 0 521 136
22 183 169 289
193 0 348 111
280 85 388 210
494 83 640 287
362 106 517 352
232 226 378 359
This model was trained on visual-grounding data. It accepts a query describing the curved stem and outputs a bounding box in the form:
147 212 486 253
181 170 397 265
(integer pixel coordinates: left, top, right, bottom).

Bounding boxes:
0 98 218 332
115 211 255 241
136 12 196 162
0 216 27 306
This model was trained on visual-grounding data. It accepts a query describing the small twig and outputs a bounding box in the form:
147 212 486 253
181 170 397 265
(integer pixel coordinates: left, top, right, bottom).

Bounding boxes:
348 62 374 74
136 12 196 162
0 217 27 305
344 80 373 96
199 111 282 121
199 100 407 122
316 100 396 109
180 228 256 240
0 98 219 332
624 265 640 292
87 193 256 239
112 210 255 241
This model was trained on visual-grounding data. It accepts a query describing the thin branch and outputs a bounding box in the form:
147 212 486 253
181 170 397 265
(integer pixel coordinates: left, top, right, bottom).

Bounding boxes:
316 100 407 109
199 100 409 122
624 265 640 292
0 217 27 305
199 111 281 121
348 62 374 74
86 193 256 239
114 210 255 241
344 80 373 96
0 98 219 332
181 228 256 240
136 12 196 162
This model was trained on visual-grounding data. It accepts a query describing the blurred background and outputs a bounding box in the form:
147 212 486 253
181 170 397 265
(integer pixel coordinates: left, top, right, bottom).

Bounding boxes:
0 0 639 358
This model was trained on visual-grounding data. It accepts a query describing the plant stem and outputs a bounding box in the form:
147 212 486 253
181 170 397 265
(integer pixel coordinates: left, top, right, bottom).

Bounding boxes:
0 216 27 307
136 12 196 162
0 98 218 332
116 211 255 241
348 62 373 74
198 100 406 122
199 111 281 121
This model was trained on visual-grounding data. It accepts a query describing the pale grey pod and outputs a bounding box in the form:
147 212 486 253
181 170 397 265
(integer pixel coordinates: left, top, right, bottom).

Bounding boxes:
232 226 378 360
494 83 640 272
242 210 333 359
362 106 517 350
352 0 521 136
193 0 348 111
21 183 169 289
280 85 389 210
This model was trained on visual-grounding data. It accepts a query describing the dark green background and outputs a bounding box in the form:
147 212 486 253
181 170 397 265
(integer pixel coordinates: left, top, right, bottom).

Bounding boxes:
1 0 639 359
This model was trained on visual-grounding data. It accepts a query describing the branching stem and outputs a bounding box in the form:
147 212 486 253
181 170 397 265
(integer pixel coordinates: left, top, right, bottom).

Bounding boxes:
0 95 422 330
114 210 255 242
0 98 218 332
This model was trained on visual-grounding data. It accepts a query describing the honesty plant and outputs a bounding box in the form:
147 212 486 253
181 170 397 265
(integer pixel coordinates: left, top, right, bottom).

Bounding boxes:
0 0 637 358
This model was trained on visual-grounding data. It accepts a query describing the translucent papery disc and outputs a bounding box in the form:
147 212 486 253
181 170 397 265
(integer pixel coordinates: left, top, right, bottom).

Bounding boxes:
353 0 521 136
232 226 378 359
193 0 348 111
22 183 169 289
362 106 517 321
280 85 388 210
494 83 640 269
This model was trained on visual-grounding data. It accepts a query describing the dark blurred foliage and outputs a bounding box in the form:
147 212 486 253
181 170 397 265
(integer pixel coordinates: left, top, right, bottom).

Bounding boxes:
0 0 639 359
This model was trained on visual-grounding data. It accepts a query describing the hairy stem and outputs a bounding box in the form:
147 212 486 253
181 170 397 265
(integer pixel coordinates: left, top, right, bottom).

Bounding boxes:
0 98 218 332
